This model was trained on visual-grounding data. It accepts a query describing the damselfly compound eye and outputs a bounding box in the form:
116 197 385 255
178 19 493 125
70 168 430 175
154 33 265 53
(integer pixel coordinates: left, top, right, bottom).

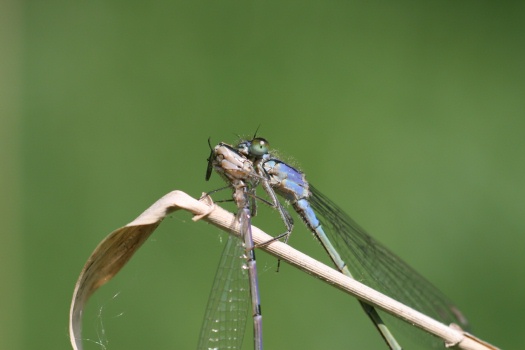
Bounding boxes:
250 138 269 157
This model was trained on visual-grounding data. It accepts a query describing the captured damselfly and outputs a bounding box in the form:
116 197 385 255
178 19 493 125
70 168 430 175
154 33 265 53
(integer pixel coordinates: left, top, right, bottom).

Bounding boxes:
233 136 470 349
197 142 263 350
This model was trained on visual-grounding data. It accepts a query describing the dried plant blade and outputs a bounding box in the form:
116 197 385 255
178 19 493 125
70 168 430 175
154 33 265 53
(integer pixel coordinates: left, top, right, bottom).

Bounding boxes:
69 191 499 350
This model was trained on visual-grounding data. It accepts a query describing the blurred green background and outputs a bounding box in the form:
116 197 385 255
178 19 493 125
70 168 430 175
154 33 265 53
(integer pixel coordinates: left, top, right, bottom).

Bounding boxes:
2 1 524 349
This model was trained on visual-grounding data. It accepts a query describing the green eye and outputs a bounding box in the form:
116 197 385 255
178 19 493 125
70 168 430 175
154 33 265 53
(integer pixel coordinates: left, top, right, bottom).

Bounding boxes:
250 137 269 156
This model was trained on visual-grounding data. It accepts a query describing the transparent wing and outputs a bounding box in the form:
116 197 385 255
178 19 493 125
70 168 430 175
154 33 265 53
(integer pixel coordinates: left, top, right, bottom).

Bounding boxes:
310 185 469 331
197 234 249 350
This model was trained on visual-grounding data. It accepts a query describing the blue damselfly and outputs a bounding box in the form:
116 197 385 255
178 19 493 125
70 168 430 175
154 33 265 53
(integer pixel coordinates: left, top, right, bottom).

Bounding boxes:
236 136 469 349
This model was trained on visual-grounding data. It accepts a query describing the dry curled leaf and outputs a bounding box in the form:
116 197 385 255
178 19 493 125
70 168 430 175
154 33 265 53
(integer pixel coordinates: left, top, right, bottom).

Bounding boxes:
69 190 497 350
